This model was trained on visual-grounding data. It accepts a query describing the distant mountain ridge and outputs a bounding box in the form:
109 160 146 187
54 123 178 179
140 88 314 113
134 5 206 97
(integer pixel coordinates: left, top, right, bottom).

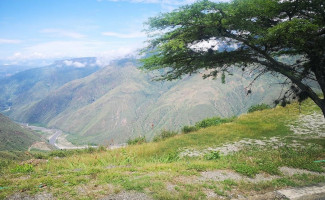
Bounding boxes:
0 58 284 145
0 57 101 113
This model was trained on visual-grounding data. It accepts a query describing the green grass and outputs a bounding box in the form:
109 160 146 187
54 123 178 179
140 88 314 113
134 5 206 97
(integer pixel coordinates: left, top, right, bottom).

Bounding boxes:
0 99 324 199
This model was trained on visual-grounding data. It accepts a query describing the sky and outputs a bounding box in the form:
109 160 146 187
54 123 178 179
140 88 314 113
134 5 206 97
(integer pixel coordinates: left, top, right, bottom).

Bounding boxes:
0 0 227 66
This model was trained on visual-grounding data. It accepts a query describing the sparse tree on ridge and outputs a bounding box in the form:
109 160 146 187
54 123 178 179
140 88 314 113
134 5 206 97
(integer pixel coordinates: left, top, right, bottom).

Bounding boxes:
140 0 325 117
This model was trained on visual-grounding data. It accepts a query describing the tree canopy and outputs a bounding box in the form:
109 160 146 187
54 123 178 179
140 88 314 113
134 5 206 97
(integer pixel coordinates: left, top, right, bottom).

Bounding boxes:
140 0 325 117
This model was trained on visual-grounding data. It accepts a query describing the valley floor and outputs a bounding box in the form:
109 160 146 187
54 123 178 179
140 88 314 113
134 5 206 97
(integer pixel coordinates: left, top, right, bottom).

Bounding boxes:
26 125 95 150
0 100 324 200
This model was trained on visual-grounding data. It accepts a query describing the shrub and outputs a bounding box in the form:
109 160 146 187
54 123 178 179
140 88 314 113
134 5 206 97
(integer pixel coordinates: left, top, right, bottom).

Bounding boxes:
127 136 146 145
33 153 48 159
181 125 198 134
195 116 236 128
204 151 220 160
49 150 68 158
11 164 34 173
153 130 178 142
97 145 107 152
0 160 11 172
247 103 271 113
85 147 96 153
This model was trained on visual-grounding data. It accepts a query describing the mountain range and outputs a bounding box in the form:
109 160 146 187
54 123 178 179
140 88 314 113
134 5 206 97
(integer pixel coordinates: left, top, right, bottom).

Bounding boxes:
0 57 284 145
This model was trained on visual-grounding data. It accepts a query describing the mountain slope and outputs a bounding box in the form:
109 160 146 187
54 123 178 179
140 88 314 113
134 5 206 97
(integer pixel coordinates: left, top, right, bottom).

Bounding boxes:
0 57 100 114
0 113 41 151
9 59 285 144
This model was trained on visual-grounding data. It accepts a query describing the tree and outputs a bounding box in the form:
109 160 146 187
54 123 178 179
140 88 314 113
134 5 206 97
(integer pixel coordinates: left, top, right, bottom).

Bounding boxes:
140 0 325 117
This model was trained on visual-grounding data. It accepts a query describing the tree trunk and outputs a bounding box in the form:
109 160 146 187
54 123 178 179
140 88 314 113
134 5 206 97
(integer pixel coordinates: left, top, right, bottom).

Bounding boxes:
320 101 325 119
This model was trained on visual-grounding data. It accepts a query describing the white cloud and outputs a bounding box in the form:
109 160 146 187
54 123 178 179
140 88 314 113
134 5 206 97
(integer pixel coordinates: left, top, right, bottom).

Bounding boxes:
107 0 196 5
102 31 146 38
106 0 230 6
0 38 22 44
63 60 86 68
105 0 231 12
5 40 142 65
189 37 241 52
41 29 86 39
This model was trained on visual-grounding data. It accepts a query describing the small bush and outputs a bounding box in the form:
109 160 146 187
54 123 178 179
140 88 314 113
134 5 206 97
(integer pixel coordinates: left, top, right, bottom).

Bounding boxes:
85 147 96 153
97 145 107 152
247 103 271 113
127 136 147 145
232 163 259 177
204 151 220 160
49 150 68 158
11 164 34 173
0 160 11 172
153 130 178 142
181 125 198 134
161 151 179 163
195 116 236 128
33 153 48 159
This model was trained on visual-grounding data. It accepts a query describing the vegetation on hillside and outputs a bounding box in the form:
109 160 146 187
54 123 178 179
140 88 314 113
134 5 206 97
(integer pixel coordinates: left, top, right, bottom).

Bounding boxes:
247 103 271 113
182 116 236 134
0 114 41 151
0 99 324 199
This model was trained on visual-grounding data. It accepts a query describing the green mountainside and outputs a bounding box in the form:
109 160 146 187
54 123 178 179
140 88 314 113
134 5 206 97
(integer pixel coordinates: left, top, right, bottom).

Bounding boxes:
4 59 285 144
0 113 41 151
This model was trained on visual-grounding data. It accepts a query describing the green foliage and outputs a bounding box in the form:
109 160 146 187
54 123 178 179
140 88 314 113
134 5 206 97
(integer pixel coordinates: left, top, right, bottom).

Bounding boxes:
232 163 259 177
85 147 96 153
195 116 236 128
97 145 107 152
11 164 34 173
0 160 12 173
141 0 325 115
248 104 271 113
127 136 147 145
181 116 236 134
204 151 220 160
153 130 178 142
161 151 180 163
181 125 198 134
33 152 48 159
49 150 68 158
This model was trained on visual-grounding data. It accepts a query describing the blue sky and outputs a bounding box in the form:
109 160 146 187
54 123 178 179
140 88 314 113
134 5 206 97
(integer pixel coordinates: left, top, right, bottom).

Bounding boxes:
0 0 226 66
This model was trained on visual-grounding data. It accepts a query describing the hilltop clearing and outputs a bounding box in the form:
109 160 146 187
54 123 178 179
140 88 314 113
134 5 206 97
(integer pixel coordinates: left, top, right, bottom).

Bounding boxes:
0 99 324 199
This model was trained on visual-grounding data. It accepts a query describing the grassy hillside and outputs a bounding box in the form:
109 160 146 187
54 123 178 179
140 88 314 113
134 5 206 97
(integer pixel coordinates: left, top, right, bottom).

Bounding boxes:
8 59 286 145
0 99 324 199
0 114 41 151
